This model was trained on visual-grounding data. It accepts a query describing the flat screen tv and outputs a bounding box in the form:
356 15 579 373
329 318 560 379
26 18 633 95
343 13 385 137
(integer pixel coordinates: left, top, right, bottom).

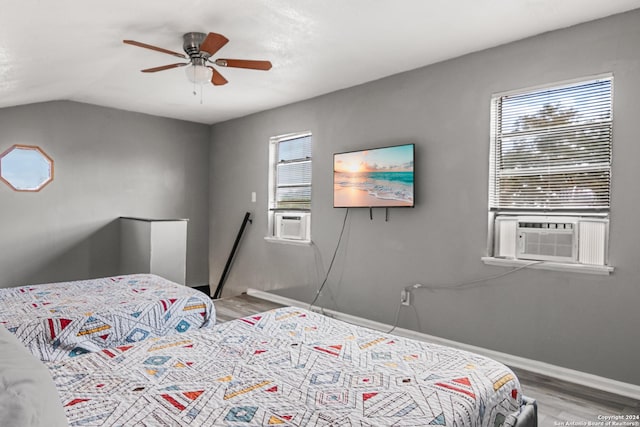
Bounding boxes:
333 143 415 208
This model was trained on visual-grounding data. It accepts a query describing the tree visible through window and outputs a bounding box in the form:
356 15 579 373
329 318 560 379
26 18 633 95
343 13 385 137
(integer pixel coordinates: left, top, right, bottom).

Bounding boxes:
489 77 612 211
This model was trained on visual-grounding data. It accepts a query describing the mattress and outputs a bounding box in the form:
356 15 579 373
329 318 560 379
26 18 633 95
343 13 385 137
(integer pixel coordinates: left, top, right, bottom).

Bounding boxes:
0 274 215 361
48 306 523 426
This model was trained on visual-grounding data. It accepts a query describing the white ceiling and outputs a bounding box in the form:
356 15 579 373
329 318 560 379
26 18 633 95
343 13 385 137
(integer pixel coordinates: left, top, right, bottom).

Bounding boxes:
1 1 639 125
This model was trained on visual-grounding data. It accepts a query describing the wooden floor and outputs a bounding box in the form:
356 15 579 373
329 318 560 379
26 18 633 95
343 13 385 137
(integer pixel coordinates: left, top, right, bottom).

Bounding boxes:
213 293 284 322
213 293 640 426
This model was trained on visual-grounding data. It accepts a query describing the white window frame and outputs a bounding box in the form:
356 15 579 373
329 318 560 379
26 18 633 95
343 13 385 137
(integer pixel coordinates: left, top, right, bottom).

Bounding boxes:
266 131 312 244
483 75 614 275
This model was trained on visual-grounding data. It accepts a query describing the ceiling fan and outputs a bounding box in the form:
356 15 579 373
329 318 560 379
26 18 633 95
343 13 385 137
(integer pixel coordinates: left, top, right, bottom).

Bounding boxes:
123 32 272 86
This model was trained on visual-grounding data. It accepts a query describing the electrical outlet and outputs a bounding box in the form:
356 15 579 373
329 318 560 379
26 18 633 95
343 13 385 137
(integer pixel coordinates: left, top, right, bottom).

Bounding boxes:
400 289 410 306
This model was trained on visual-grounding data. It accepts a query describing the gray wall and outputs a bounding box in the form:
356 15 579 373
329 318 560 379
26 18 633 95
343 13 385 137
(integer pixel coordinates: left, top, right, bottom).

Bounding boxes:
0 101 210 287
210 10 640 386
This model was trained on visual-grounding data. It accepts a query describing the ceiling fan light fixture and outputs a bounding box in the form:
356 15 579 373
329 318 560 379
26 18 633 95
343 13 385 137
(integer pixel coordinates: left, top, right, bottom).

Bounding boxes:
185 64 212 84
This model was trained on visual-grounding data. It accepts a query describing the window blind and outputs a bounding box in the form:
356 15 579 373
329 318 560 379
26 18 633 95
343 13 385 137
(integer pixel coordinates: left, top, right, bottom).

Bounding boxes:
275 134 312 209
489 77 612 211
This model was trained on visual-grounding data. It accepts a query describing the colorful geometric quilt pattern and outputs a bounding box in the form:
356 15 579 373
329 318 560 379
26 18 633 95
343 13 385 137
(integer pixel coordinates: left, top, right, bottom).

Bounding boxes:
48 306 522 426
0 274 215 361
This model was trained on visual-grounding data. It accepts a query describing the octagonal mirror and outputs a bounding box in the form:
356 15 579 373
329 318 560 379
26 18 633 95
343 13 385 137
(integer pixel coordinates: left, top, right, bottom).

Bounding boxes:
0 144 54 192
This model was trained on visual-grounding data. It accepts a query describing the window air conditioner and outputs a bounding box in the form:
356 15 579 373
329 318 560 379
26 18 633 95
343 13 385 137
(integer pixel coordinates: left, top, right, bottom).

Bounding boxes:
517 219 577 263
275 212 310 241
494 216 608 265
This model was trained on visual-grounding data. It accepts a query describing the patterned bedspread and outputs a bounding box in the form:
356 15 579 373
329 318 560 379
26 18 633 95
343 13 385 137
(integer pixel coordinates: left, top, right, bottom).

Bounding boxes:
0 274 215 361
49 306 522 426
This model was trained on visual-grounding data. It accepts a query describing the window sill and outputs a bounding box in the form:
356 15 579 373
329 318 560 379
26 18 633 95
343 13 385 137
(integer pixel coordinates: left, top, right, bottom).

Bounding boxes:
481 257 614 276
264 236 312 246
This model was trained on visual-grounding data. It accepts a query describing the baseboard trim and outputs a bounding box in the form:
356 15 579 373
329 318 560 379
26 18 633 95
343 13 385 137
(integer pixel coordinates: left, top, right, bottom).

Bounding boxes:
247 288 640 401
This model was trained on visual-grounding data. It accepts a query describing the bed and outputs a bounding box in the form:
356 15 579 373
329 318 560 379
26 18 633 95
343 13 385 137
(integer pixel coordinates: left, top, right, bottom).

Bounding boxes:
0 274 215 361
44 306 536 426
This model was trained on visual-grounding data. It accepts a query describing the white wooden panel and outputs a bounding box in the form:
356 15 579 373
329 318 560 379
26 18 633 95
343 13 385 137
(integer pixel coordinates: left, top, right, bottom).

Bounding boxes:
579 220 607 266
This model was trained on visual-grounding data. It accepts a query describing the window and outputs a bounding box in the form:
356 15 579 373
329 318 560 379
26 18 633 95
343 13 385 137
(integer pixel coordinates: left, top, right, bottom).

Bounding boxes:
485 76 613 273
267 132 312 242
489 76 612 211
0 144 54 192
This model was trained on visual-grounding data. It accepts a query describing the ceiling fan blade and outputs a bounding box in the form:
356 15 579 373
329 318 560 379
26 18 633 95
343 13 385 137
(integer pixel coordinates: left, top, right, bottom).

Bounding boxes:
123 40 187 59
199 32 229 56
214 59 272 70
208 66 228 86
141 63 188 73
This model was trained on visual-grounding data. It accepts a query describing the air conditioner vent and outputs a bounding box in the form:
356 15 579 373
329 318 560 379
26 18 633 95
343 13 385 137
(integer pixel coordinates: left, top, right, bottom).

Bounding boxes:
518 220 577 262
518 221 574 230
275 212 310 241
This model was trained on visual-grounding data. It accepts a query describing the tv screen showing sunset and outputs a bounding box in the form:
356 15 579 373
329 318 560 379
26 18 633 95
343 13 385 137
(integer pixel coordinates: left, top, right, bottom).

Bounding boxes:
333 144 414 208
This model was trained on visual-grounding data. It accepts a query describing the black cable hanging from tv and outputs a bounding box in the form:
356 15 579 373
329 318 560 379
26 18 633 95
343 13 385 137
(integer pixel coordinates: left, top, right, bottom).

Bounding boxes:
213 212 252 299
